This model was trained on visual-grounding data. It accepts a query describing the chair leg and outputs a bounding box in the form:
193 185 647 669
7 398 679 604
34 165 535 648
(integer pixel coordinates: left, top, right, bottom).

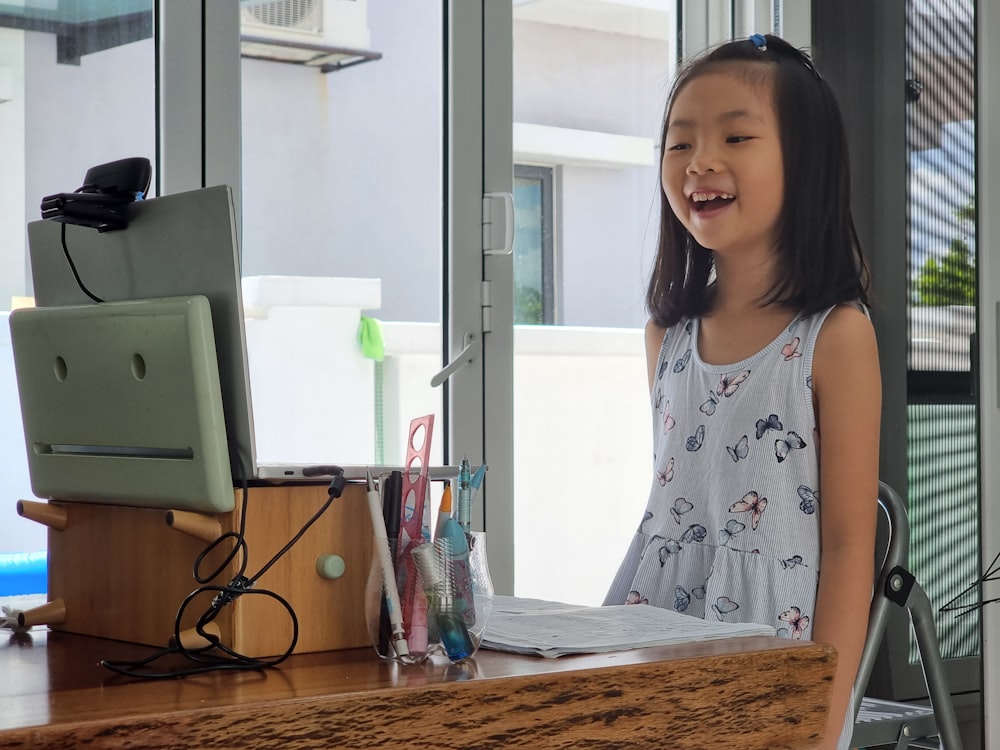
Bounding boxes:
907 583 963 750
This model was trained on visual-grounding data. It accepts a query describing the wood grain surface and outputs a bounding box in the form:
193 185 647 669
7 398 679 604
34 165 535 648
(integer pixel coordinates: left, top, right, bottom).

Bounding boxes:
1 629 836 749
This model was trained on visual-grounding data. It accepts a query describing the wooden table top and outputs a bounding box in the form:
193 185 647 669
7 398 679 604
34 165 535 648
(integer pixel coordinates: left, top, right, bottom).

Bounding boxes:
1 628 836 749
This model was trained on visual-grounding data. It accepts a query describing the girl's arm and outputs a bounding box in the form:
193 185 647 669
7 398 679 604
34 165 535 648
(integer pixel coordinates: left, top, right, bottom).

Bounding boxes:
811 304 882 750
644 319 667 393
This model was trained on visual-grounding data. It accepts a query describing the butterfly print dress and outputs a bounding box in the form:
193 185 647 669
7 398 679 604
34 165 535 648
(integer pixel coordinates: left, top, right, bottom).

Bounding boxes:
605 308 840 642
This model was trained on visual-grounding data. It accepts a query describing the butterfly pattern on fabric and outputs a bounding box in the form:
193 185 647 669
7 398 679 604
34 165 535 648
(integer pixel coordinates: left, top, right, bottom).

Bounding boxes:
781 555 804 569
755 413 782 439
669 496 692 523
775 431 807 462
673 348 691 373
700 391 720 416
657 539 682 566
728 491 768 530
686 424 705 452
674 584 706 612
679 524 707 544
626 590 649 605
657 457 675 486
613 307 839 647
797 485 819 515
717 370 751 397
662 400 677 433
781 337 802 361
727 434 749 462
718 519 745 546
712 596 739 620
777 606 810 639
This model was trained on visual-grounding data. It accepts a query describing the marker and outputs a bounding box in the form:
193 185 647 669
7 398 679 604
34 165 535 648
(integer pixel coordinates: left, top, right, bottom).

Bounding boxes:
366 469 409 658
411 544 474 661
434 480 453 541
440 516 477 627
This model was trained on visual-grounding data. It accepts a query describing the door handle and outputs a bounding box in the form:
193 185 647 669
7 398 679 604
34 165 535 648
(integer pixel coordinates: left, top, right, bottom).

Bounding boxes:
430 331 481 388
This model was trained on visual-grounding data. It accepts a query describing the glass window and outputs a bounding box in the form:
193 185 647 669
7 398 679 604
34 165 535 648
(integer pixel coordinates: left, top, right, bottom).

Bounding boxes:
510 2 676 605
0 2 155 592
513 164 554 325
904 0 978 663
238 1 445 470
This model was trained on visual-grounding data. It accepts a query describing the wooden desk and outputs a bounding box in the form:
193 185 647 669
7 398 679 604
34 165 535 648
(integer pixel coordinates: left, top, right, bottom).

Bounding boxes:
1 628 836 749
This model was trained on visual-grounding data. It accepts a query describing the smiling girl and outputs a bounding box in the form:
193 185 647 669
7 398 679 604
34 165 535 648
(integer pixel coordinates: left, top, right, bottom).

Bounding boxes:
605 34 881 750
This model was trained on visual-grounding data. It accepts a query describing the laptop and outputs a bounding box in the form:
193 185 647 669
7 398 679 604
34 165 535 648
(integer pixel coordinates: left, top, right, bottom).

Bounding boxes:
24 185 453 497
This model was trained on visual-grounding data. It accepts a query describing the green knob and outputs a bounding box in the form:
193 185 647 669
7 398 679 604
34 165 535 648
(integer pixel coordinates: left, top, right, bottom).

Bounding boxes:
315 554 346 580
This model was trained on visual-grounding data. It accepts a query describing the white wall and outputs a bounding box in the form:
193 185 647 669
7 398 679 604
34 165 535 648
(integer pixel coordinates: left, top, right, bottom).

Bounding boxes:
0 313 45 555
240 1 444 325
0 29 26 311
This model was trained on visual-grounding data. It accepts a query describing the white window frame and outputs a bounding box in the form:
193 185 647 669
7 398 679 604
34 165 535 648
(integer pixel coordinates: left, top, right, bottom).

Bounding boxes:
190 2 514 591
455 1 514 594
159 1 241 202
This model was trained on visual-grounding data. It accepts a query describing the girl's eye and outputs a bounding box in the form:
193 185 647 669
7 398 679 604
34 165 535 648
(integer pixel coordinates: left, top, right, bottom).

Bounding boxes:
727 136 752 144
667 143 690 151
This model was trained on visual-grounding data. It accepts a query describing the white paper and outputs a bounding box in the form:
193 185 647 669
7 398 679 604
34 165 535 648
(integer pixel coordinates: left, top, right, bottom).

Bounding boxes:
482 595 776 658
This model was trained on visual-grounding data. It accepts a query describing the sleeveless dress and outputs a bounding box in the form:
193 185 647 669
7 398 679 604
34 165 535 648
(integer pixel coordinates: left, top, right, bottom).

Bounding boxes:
605 308 832 635
605 306 856 749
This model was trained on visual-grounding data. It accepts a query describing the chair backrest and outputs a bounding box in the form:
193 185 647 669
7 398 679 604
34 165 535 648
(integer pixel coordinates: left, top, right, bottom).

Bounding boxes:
851 480 909 719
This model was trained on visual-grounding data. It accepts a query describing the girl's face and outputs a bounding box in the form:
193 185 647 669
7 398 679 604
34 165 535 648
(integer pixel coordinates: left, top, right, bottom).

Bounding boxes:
661 69 784 261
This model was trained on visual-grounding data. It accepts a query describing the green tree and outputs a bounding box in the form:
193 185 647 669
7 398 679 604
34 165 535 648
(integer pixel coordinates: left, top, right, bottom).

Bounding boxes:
916 200 976 306
514 284 544 324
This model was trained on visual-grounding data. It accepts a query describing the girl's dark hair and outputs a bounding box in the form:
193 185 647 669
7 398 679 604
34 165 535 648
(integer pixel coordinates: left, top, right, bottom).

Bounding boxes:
646 34 870 328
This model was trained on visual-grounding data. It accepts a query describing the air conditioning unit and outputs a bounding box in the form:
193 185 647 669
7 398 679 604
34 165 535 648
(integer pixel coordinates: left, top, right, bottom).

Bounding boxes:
240 0 376 70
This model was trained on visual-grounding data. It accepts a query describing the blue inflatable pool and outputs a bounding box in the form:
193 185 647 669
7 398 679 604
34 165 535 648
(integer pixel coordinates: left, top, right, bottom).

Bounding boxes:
0 551 47 596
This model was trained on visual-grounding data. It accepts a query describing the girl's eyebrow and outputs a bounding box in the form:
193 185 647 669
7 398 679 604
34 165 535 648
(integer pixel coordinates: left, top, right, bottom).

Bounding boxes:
667 110 764 131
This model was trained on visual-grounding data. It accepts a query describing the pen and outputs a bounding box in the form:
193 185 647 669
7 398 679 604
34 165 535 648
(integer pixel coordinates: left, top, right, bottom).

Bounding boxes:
384 470 403 551
366 469 409 658
434 480 453 541
377 471 403 653
457 457 472 533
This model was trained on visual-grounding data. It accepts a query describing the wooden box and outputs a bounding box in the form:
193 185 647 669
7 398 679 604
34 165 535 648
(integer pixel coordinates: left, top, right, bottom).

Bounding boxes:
16 483 374 657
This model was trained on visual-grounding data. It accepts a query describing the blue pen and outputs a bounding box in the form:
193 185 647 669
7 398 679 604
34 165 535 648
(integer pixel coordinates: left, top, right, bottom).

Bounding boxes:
457 457 472 533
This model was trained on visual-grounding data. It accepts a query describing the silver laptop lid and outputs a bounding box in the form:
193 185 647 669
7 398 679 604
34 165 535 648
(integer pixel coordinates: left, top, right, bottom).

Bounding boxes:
27 185 257 483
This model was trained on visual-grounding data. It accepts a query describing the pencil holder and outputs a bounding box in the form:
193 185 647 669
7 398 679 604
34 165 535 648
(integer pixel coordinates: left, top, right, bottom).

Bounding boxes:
463 531 495 649
364 533 429 664
364 531 493 664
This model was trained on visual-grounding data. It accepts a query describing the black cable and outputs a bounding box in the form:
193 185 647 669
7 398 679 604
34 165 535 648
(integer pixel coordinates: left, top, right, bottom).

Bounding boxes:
101 454 346 679
59 222 104 303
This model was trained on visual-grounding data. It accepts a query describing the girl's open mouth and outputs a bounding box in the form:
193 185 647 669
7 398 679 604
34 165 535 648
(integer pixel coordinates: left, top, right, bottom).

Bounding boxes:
690 191 736 213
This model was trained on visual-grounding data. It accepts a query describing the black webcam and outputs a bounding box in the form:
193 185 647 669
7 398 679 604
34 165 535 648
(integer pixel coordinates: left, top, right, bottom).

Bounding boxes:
40 157 152 232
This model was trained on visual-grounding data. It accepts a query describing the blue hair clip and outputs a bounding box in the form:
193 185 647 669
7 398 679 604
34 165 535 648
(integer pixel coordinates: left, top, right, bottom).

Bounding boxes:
749 33 767 51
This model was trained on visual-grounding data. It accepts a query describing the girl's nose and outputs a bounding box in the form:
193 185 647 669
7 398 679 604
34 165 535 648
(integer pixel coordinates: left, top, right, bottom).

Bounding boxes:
686 146 720 175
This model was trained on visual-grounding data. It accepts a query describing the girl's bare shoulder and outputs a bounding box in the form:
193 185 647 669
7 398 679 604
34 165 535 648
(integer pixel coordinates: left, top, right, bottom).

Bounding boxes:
645 318 668 353
816 304 877 351
813 304 880 389
644 319 669 390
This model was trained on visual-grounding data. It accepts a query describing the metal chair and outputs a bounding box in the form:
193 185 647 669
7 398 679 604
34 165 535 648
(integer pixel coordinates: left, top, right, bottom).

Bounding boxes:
849 481 963 750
